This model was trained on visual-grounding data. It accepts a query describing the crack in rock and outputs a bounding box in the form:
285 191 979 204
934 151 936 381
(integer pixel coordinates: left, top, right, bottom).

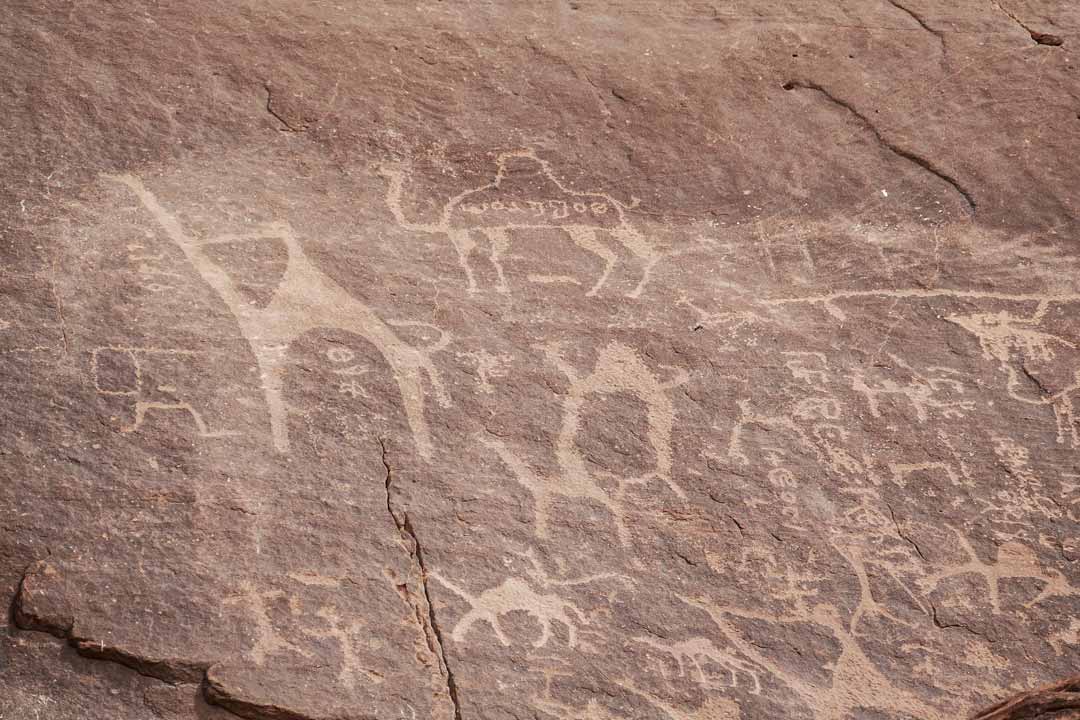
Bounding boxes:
12 562 210 685
971 675 1080 720
10 564 266 720
989 0 1065 45
884 0 946 57
928 600 991 640
47 262 70 354
202 670 335 720
1020 361 1053 397
13 561 417 720
380 439 464 720
263 82 307 133
782 79 977 214
525 34 617 119
886 503 927 562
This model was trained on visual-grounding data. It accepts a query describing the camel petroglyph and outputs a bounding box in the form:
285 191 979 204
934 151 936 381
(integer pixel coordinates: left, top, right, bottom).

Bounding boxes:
632 635 763 695
379 149 659 297
112 175 451 458
432 550 618 649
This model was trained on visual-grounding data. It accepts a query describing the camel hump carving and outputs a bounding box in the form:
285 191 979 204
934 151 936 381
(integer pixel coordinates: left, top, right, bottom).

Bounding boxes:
379 149 659 298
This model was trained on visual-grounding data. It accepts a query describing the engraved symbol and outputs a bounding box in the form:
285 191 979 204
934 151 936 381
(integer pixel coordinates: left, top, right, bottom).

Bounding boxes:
457 349 509 394
90 346 236 439
338 379 367 399
326 347 356 363
327 346 371 397
782 351 829 387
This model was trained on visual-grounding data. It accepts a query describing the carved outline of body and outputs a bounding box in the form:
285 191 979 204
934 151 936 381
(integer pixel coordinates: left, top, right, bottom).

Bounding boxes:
112 175 450 458
482 341 686 545
432 574 586 649
380 149 658 297
431 551 616 649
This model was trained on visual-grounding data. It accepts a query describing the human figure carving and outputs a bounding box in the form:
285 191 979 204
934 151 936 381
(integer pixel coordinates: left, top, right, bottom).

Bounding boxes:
304 606 384 687
91 346 237 439
223 584 311 666
112 175 450 458
379 149 659 297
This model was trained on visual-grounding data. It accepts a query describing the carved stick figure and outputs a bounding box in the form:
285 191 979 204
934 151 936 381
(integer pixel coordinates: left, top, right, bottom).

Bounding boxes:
90 346 237 439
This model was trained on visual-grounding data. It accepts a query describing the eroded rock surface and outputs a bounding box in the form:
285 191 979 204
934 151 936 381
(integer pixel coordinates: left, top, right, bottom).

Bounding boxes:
1 2 1078 719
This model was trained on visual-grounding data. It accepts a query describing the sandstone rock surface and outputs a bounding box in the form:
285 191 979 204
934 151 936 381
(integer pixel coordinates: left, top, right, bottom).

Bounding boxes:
1 2 1079 719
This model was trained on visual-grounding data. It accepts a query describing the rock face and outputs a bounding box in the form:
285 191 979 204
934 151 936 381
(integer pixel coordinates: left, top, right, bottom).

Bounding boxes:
1 2 1078 719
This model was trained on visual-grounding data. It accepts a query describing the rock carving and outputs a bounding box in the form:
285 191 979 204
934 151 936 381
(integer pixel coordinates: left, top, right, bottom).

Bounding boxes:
380 149 659 297
111 175 451 458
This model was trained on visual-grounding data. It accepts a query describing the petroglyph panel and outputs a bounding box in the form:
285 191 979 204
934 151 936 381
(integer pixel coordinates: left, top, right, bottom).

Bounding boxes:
6 7 1080 718
17 157 1080 720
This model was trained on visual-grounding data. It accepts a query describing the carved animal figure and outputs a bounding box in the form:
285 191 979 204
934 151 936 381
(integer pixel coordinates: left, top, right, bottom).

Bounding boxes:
113 175 450 458
482 341 687 544
633 635 762 694
432 549 619 649
380 149 659 297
